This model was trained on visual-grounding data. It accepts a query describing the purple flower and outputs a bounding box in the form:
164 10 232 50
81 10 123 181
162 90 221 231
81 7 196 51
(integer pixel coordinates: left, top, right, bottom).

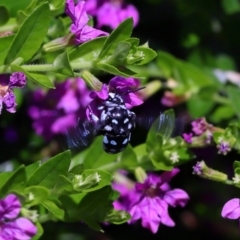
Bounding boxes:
217 141 231 155
191 118 208 135
0 72 26 114
113 169 189 233
0 194 37 240
65 0 108 44
28 78 92 140
182 133 193 144
86 76 143 120
192 162 203 175
221 198 240 220
85 0 139 29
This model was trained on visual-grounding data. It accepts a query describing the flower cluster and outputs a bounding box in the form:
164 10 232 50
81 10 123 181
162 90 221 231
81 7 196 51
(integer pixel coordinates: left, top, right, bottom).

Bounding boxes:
0 72 26 114
182 118 213 144
0 194 37 240
113 169 189 233
28 78 91 140
65 0 108 44
86 76 143 121
85 0 139 29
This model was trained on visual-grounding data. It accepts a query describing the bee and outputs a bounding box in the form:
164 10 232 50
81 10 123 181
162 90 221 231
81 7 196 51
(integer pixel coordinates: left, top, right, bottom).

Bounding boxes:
67 90 138 154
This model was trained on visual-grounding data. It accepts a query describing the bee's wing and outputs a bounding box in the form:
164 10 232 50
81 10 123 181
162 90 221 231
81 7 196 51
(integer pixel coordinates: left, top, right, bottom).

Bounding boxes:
136 109 185 138
66 119 96 150
153 110 175 139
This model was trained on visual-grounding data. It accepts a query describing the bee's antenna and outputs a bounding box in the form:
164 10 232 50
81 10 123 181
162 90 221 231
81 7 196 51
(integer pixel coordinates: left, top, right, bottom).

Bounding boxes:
122 86 146 95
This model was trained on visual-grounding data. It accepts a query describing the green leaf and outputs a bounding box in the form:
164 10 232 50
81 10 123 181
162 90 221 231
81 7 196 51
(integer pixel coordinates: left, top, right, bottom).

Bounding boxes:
1 165 26 196
233 161 240 171
0 6 9 26
187 96 215 118
69 164 84 175
0 35 14 64
54 175 73 195
60 186 113 227
131 46 157 65
69 37 107 62
25 161 41 179
27 151 71 189
210 105 235 123
98 18 133 60
41 199 65 220
0 172 13 189
117 145 138 169
133 144 155 170
82 137 117 169
222 0 240 14
53 51 74 76
151 153 173 171
25 186 49 206
1 0 31 17
226 86 240 118
157 51 214 93
105 41 131 65
97 62 136 77
5 3 50 64
11 64 55 88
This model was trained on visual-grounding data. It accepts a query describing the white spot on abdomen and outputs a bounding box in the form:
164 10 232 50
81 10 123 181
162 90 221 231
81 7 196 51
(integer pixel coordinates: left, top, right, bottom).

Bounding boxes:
112 119 118 124
110 140 117 145
103 136 109 144
122 138 128 145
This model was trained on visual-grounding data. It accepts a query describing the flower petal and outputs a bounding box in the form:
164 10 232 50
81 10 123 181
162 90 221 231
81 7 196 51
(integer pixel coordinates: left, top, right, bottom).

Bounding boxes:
0 194 21 220
3 90 16 113
89 84 109 100
9 72 26 88
109 76 139 91
164 188 189 207
2 217 37 240
76 25 108 44
221 198 240 219
159 168 180 184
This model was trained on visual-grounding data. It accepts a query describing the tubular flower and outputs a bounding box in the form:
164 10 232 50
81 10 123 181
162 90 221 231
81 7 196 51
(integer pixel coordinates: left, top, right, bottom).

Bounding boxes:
85 0 139 29
113 169 189 233
28 78 92 140
0 72 26 114
0 194 37 240
65 0 108 44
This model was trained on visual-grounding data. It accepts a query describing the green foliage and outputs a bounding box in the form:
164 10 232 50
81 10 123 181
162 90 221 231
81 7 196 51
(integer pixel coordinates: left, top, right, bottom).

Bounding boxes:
5 3 50 64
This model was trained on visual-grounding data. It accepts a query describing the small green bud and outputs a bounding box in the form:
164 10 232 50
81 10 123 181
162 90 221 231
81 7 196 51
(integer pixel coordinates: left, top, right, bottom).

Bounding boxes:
81 70 102 91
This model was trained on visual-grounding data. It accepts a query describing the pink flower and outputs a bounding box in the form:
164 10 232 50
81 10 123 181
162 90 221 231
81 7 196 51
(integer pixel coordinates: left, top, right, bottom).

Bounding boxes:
65 0 108 44
191 118 208 135
0 194 37 240
85 0 139 29
182 133 193 144
113 169 189 233
28 78 92 140
0 72 26 114
222 198 240 219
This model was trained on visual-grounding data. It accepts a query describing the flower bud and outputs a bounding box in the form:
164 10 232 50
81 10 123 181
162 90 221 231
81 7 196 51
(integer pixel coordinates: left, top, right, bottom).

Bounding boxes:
73 172 101 191
193 161 228 182
81 70 102 91
43 34 75 52
134 167 147 183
